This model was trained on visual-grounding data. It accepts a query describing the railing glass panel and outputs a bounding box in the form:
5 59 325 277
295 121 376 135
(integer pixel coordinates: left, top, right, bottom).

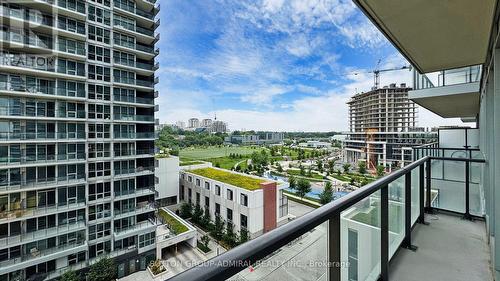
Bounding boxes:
388 176 405 257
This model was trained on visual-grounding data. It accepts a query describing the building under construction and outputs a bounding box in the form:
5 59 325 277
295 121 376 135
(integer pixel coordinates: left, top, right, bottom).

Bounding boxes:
343 83 436 169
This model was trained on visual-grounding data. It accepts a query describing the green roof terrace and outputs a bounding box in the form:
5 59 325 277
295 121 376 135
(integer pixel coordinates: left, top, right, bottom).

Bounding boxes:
188 167 270 191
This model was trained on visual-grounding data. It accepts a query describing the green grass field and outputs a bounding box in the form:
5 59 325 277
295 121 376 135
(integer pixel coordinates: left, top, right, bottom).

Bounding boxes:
179 146 261 160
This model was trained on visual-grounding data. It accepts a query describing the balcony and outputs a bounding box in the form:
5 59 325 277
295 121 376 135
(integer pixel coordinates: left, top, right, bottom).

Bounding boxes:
168 154 490 281
0 241 87 275
409 66 482 118
114 219 157 239
0 221 86 248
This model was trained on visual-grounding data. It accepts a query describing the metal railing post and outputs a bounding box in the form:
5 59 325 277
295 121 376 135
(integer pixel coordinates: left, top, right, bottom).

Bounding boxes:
463 161 472 220
329 211 341 281
403 172 417 251
425 158 434 213
380 185 389 281
418 164 428 224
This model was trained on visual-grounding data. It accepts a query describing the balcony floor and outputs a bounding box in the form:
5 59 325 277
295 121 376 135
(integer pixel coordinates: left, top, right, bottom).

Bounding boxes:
389 212 493 281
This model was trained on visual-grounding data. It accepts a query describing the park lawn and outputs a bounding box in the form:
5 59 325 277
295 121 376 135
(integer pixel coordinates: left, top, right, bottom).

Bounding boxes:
190 167 267 190
179 146 263 160
207 157 244 170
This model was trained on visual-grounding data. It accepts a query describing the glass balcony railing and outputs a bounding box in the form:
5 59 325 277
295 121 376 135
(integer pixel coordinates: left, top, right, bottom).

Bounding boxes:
114 2 155 20
168 155 485 281
0 221 85 247
113 114 154 122
0 241 85 268
413 65 482 90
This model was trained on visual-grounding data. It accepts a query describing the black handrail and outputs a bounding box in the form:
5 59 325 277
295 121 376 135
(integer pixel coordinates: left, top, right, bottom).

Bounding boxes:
166 157 429 281
167 155 486 281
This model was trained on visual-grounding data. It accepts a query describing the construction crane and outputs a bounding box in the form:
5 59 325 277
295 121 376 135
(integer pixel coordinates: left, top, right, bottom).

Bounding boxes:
373 64 412 89
347 62 412 90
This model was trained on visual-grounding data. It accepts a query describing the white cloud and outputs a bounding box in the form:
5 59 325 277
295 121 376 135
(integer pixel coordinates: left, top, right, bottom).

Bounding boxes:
240 85 291 105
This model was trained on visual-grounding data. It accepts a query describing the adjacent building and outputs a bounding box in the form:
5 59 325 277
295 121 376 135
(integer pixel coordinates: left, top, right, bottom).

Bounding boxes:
225 132 284 145
343 84 436 168
179 165 289 238
0 0 160 279
155 155 180 208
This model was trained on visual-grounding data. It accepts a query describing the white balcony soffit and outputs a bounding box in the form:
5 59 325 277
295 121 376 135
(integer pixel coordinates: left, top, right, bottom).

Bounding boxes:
353 0 497 73
409 82 480 118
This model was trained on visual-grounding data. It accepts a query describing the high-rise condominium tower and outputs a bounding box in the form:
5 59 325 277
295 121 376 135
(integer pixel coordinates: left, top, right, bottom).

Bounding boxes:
0 0 159 279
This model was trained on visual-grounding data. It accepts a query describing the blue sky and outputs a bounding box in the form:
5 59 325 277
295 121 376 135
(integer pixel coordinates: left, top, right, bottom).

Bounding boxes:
156 0 463 131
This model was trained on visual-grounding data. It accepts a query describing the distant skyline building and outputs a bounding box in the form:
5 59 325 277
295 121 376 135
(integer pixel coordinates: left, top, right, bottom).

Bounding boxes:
188 118 200 129
201 118 213 128
210 120 228 133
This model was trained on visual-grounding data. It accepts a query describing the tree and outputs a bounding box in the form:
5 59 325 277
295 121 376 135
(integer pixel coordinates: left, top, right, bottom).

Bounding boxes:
328 159 336 173
192 204 203 224
316 160 323 173
87 257 116 281
296 178 312 200
211 214 225 241
343 163 351 174
60 270 79 281
224 222 237 247
201 234 210 249
358 161 367 174
319 181 334 204
201 208 212 229
276 163 283 173
239 227 249 244
180 202 192 218
376 165 385 177
288 175 297 190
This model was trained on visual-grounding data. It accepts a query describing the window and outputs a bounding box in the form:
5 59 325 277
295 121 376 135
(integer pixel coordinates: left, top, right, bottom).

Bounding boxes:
58 36 85 56
57 101 85 118
138 231 155 248
89 84 111 101
88 203 111 221
88 161 111 178
188 176 192 182
113 87 135 102
227 189 233 201
57 59 85 76
88 25 111 44
227 208 233 222
88 123 111 139
114 14 136 31
88 222 111 240
89 240 111 258
196 179 201 186
68 251 86 265
88 45 111 63
204 196 209 209
114 32 135 49
114 179 135 196
57 16 85 34
58 0 86 13
89 0 110 7
240 214 248 229
196 193 200 206
88 5 111 25
113 51 135 67
205 182 210 190
113 124 134 139
89 143 111 158
215 185 221 196
88 104 111 119
241 194 248 207
88 65 111 82
56 80 85 98
88 182 111 201
215 203 220 215
114 69 135 84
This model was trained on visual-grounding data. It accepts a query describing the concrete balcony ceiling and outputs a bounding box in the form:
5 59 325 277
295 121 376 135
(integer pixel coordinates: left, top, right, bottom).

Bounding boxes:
353 0 497 73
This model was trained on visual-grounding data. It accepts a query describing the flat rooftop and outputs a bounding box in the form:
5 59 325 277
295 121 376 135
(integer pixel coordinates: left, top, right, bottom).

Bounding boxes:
188 167 268 191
